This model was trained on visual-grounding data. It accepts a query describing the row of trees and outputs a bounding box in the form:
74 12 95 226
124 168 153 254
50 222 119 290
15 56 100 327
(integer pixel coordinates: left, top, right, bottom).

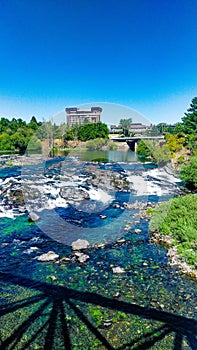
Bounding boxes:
63 122 109 142
0 116 41 153
0 116 110 154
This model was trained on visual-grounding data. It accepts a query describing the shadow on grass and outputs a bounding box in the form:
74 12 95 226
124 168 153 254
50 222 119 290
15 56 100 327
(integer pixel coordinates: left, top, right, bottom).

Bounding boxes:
0 272 196 349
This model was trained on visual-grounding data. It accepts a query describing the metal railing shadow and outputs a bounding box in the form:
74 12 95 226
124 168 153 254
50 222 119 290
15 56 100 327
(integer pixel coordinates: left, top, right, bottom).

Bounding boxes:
0 272 196 349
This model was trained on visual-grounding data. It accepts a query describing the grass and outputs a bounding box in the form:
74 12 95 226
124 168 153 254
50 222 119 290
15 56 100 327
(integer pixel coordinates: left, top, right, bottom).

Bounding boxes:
149 194 197 267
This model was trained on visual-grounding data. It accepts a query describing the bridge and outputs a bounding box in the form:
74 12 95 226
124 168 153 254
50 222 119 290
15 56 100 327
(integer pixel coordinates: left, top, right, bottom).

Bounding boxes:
110 135 165 151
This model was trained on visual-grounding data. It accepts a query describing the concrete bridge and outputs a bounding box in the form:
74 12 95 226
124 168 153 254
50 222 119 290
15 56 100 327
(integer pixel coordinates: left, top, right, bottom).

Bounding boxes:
110 136 165 151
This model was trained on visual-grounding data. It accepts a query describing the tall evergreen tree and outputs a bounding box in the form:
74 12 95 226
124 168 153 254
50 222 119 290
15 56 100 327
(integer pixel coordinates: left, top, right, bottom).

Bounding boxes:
182 97 197 134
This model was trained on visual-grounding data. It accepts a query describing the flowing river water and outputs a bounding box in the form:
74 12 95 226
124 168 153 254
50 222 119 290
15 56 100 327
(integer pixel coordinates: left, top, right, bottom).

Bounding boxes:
0 150 196 349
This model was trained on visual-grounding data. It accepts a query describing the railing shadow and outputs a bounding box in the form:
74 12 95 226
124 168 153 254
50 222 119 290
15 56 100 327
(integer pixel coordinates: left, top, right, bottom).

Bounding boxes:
0 272 196 349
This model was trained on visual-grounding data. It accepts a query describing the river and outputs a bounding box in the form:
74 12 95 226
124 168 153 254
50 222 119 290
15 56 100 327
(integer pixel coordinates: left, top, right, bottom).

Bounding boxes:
0 150 196 349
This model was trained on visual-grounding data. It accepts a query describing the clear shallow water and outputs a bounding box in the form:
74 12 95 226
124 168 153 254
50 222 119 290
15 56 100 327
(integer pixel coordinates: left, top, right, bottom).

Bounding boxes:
0 153 196 349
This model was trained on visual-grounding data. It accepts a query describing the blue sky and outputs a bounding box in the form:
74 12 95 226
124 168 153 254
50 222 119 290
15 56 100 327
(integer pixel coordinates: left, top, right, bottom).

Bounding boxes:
0 0 196 125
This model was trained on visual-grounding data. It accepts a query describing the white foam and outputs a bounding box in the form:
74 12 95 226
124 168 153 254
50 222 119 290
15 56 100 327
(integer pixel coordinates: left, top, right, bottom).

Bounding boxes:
88 188 113 203
127 167 180 196
147 167 182 184
0 206 15 219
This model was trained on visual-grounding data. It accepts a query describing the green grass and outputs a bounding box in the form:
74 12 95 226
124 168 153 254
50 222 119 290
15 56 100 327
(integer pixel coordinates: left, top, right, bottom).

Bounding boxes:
149 194 197 267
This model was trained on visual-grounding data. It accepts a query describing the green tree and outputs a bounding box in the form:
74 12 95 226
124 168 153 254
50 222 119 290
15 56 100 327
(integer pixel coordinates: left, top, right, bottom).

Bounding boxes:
165 134 185 154
0 132 14 150
136 140 152 157
185 134 197 154
0 117 10 132
63 127 75 141
119 118 132 137
28 116 39 130
11 132 28 153
182 97 197 134
78 122 109 141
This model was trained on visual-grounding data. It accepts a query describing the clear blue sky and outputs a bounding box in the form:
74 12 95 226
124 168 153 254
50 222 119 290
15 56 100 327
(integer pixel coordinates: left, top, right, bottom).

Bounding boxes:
0 0 197 125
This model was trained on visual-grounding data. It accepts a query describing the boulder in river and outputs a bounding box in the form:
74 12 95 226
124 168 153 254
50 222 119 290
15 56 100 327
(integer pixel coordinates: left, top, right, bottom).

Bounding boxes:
71 239 90 251
75 252 90 263
60 187 89 202
28 212 40 222
112 266 125 274
37 251 59 262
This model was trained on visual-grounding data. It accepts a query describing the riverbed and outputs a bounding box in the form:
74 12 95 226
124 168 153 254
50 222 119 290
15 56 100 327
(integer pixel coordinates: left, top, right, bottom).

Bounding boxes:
0 151 196 349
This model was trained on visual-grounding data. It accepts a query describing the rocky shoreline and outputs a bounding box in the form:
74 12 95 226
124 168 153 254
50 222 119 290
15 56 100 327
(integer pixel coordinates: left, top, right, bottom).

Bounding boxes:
150 230 197 280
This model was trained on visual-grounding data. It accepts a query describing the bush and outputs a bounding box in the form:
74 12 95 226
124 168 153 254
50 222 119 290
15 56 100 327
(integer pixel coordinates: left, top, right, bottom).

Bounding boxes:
27 135 42 151
108 141 118 150
177 155 185 164
180 156 197 189
152 144 171 166
165 134 185 154
86 138 107 150
136 140 151 157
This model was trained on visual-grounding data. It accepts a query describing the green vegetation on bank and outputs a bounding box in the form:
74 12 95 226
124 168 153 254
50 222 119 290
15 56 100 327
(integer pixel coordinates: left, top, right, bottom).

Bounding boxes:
180 155 197 190
137 140 172 166
149 194 197 267
86 138 117 151
0 116 110 154
0 116 41 154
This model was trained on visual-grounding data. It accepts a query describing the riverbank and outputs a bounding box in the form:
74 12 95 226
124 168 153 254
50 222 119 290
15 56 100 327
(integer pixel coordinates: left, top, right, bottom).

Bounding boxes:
148 194 197 280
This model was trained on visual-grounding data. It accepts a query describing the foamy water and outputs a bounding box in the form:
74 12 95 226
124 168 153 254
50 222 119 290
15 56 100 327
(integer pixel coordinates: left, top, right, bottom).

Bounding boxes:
0 163 182 218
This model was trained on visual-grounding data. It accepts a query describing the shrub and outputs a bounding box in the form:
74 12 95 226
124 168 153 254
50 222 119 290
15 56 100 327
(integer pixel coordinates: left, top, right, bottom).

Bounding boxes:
136 140 151 157
180 156 197 189
177 155 184 164
86 138 107 150
108 141 118 150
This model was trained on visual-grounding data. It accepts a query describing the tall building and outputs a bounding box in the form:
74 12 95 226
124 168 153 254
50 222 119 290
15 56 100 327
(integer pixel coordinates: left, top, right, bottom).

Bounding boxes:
66 107 102 126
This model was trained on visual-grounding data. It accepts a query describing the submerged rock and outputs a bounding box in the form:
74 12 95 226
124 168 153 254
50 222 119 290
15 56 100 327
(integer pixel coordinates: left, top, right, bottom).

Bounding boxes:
135 228 142 234
37 251 59 262
112 266 125 274
28 212 40 222
60 187 89 202
71 239 90 251
75 252 90 263
100 215 107 219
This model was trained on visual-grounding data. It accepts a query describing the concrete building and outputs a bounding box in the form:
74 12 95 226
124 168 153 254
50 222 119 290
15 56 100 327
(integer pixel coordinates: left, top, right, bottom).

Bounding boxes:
66 107 102 126
129 123 152 134
110 122 152 135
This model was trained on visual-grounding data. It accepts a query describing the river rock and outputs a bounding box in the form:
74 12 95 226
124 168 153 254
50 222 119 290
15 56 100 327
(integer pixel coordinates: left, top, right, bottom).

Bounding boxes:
60 187 89 202
28 212 40 222
37 251 59 262
100 215 107 219
71 239 90 251
75 252 90 263
135 228 142 233
113 203 120 209
112 266 125 274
